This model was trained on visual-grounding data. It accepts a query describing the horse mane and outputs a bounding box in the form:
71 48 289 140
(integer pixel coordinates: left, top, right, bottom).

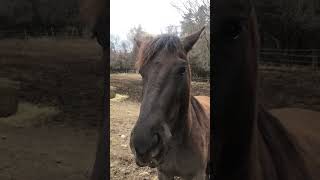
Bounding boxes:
135 34 186 71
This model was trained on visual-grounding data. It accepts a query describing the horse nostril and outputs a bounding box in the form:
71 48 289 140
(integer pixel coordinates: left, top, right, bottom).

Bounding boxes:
151 133 161 148
133 132 161 157
135 146 146 157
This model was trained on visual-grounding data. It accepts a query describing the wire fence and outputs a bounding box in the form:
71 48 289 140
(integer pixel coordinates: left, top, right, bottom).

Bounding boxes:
259 49 320 72
0 32 318 77
0 28 91 39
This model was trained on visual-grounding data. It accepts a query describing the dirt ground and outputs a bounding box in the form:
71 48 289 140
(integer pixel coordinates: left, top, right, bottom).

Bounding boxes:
110 100 158 180
259 66 320 111
0 38 103 180
0 124 98 180
0 38 319 180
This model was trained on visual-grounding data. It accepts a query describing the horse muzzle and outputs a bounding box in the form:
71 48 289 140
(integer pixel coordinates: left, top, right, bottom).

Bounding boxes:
134 145 166 168
130 132 167 168
130 121 172 168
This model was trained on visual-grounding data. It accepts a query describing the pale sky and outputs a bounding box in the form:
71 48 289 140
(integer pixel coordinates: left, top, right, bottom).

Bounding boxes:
110 0 184 40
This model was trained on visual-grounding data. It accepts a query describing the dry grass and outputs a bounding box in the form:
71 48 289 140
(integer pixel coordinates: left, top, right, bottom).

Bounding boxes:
0 102 60 127
111 94 129 102
111 73 141 80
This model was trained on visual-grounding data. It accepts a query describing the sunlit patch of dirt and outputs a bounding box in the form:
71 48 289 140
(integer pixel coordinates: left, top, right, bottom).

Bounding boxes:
110 100 158 180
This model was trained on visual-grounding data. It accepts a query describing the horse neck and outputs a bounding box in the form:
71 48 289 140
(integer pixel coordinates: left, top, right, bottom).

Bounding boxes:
218 75 260 180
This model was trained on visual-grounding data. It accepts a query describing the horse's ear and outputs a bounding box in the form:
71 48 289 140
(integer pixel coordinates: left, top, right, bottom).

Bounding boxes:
182 26 205 53
134 37 142 48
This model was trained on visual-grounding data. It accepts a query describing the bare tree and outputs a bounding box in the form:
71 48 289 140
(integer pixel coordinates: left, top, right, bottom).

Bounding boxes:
161 24 180 36
256 0 320 48
171 0 210 79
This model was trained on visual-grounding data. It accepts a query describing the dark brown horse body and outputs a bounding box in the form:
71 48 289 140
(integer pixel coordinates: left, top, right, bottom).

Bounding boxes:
212 0 320 179
130 28 210 179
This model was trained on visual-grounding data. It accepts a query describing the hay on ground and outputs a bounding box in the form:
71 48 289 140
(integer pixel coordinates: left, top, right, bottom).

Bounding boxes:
0 102 60 127
110 94 129 102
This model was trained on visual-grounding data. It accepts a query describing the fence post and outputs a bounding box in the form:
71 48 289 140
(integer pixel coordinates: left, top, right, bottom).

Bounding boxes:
316 55 319 72
24 29 28 40
51 27 55 37
312 49 317 71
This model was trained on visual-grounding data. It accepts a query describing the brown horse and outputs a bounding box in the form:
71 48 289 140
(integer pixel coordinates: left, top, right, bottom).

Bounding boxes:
212 0 320 179
80 0 108 179
130 28 210 180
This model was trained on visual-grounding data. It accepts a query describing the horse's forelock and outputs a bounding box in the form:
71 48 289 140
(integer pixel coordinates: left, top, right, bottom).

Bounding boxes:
135 35 185 71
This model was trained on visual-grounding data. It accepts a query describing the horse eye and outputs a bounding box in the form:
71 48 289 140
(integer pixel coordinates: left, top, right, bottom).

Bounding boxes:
222 21 242 40
177 67 186 75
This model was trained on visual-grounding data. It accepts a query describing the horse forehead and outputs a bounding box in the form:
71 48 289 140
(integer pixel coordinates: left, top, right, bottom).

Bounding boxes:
156 50 182 64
